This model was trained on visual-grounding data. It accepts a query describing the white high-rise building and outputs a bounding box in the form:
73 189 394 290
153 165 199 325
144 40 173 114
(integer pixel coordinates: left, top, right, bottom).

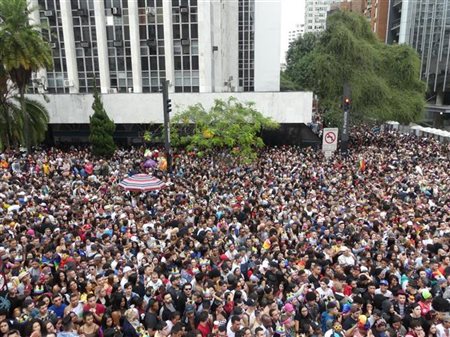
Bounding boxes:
288 23 305 45
304 0 333 33
27 0 314 144
30 0 282 94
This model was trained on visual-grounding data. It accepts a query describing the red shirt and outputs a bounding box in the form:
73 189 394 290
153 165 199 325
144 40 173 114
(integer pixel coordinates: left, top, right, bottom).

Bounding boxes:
83 303 106 323
197 322 211 337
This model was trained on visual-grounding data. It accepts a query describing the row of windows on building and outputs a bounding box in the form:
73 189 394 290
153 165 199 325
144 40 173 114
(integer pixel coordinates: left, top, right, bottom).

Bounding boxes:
33 0 251 94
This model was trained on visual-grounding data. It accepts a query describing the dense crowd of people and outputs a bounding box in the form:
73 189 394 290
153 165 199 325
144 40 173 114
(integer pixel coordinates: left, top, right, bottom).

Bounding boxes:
0 129 449 337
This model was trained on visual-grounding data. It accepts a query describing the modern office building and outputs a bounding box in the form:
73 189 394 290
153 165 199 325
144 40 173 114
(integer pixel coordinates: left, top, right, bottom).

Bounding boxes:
386 0 450 97
386 0 450 127
29 0 281 95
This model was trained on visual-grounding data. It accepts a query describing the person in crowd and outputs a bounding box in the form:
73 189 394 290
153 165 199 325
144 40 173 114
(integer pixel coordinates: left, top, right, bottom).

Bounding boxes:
0 128 448 337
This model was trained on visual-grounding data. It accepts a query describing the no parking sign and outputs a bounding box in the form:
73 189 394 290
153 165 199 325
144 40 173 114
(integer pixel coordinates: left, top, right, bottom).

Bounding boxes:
322 128 338 157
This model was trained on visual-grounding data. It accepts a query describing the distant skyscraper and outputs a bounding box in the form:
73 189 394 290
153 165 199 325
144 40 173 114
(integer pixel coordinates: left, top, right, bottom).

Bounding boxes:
288 23 305 45
304 0 333 33
387 0 450 94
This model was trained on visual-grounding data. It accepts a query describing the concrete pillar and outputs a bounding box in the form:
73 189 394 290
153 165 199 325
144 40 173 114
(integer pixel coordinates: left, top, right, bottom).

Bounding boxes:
436 91 444 105
218 0 239 92
254 0 281 91
60 0 79 93
162 0 175 93
93 0 110 94
128 0 142 93
28 0 48 92
198 0 213 92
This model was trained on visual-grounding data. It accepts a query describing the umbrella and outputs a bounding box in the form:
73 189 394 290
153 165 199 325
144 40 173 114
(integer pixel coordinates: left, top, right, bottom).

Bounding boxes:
118 174 166 192
143 159 157 168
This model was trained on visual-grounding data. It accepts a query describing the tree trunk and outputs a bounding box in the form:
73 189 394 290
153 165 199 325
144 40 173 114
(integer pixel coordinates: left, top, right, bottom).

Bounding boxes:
20 88 30 152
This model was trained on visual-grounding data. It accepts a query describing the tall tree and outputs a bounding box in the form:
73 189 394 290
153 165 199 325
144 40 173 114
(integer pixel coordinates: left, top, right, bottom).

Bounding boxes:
284 11 426 125
285 32 321 91
171 97 279 161
0 0 52 151
89 86 116 157
0 64 49 149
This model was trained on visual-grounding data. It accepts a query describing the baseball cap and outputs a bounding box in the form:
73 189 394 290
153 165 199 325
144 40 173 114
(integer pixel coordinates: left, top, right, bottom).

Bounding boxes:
185 304 195 313
284 303 295 313
422 290 432 300
379 280 389 286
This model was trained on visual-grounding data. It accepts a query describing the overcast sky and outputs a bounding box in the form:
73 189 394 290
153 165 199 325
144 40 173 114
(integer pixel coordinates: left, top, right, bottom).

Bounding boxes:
280 0 305 64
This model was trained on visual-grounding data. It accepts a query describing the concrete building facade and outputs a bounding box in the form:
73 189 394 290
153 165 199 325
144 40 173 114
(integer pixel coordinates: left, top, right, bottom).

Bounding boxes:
288 23 305 45
368 0 389 42
27 1 318 144
30 0 281 95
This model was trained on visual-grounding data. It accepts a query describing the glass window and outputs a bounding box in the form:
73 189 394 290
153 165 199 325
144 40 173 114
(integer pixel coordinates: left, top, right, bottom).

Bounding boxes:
192 56 198 70
141 58 149 70
148 26 156 38
191 25 198 39
77 59 85 71
150 57 157 69
174 56 181 70
173 25 180 39
183 56 190 69
117 58 125 70
139 25 147 39
74 27 82 41
109 58 117 70
182 24 189 39
157 25 164 39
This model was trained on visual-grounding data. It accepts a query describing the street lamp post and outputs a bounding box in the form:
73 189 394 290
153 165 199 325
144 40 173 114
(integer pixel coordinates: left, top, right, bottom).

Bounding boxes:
161 80 172 173
341 82 351 155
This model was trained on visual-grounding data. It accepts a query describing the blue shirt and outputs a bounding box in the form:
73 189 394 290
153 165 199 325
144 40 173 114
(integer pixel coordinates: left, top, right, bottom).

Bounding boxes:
49 303 67 318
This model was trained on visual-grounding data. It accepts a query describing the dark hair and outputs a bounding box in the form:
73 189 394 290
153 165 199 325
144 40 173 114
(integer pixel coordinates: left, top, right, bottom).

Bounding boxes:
198 311 209 322
86 293 96 301
83 311 94 320
101 313 114 330
172 322 184 334
155 320 167 331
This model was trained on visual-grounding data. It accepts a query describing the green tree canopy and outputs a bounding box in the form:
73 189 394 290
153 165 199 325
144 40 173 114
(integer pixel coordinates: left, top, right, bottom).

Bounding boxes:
285 32 321 91
170 97 279 161
284 11 426 125
0 64 49 149
89 88 116 157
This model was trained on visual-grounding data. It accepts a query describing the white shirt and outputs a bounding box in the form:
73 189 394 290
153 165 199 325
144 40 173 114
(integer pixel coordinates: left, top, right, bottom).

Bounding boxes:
436 323 450 337
338 254 356 266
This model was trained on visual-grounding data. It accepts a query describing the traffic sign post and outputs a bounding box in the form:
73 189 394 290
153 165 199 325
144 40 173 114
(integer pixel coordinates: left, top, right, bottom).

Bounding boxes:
322 128 339 158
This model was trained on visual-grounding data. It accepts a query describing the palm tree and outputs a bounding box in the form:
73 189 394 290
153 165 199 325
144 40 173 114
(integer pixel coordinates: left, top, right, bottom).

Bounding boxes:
0 0 52 151
0 64 49 149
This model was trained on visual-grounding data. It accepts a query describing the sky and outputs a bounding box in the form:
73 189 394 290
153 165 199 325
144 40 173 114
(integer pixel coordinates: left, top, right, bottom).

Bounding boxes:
280 0 305 64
